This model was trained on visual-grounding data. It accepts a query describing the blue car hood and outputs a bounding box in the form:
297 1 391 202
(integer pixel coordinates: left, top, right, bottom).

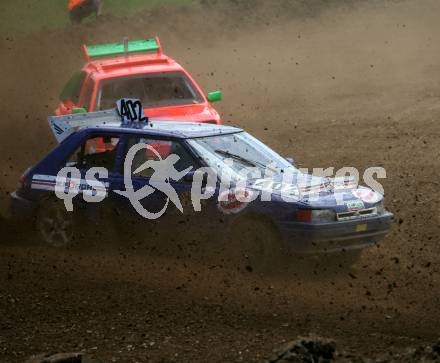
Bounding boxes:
247 172 383 209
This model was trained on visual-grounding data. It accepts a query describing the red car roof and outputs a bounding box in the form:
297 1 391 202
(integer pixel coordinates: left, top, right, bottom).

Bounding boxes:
84 52 183 79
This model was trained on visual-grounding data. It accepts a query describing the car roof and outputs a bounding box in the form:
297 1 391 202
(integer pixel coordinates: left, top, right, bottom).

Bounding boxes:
49 109 241 142
83 120 243 139
84 53 182 78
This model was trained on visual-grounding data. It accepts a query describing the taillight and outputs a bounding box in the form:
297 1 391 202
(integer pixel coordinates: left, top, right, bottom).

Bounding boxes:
296 209 312 222
17 175 26 190
17 169 30 190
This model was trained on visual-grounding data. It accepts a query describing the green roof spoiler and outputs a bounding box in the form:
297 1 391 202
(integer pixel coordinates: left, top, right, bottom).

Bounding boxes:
83 36 163 61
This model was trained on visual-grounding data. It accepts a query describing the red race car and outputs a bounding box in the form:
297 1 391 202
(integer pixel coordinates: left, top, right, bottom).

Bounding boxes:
56 36 222 124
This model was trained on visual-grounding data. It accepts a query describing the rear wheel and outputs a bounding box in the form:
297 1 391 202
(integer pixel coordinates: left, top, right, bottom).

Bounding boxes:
36 198 77 247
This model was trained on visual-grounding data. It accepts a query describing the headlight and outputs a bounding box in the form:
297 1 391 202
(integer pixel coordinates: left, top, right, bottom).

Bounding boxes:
375 200 385 214
295 209 336 222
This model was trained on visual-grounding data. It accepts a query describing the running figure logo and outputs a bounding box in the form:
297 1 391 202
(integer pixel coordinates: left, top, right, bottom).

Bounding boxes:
115 143 192 219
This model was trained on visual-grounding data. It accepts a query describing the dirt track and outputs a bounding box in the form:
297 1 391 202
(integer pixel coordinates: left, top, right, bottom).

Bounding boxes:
1 0 440 362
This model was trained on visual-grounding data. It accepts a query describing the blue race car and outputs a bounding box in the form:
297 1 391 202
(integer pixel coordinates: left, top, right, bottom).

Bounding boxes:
10 107 393 270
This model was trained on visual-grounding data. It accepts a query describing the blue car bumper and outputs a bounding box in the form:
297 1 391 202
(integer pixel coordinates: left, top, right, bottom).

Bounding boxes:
278 212 394 254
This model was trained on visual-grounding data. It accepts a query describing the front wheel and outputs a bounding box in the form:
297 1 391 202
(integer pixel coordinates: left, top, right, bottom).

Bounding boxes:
224 215 286 274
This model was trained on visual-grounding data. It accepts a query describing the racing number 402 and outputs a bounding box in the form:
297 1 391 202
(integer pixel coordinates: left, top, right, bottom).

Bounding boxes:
117 98 147 123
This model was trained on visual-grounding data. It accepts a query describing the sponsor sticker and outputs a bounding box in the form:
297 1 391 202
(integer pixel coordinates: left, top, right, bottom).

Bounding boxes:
333 177 358 190
352 188 381 204
217 189 250 214
251 179 300 199
346 200 365 211
33 174 108 195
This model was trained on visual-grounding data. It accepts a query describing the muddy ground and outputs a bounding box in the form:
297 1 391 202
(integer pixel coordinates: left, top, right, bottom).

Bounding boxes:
1 0 440 362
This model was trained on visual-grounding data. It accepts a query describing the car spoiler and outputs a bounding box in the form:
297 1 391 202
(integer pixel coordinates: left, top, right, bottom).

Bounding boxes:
48 109 122 143
83 36 163 62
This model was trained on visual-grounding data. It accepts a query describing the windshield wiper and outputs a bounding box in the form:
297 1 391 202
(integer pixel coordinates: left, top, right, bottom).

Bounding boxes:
214 149 279 173
214 149 257 168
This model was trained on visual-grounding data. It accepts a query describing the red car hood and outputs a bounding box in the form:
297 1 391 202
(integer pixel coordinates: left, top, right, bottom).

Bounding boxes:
144 103 219 123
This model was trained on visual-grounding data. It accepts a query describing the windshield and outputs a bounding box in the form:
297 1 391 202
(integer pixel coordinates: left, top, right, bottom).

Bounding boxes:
187 132 297 181
97 71 204 110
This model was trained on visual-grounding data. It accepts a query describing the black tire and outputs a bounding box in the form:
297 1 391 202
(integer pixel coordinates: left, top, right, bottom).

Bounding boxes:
224 214 286 274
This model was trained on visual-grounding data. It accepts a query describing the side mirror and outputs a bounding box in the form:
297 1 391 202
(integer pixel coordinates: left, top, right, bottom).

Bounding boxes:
285 157 296 167
72 107 87 114
207 90 222 103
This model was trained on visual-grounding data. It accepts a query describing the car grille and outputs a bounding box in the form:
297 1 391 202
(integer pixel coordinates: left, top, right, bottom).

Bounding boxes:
337 207 377 221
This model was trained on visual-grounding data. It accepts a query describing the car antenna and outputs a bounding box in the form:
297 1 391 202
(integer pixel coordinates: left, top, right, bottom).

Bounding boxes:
123 37 129 60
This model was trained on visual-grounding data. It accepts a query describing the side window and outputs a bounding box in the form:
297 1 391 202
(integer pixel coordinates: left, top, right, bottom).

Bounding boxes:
66 135 120 171
124 137 197 178
80 76 95 111
60 71 87 104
